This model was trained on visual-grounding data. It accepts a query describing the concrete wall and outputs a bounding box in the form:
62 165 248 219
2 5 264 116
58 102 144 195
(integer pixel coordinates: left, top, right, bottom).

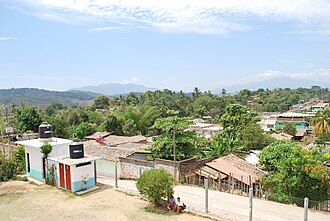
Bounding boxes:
25 143 70 181
54 161 96 193
120 158 154 180
96 159 122 178
49 144 70 158
25 146 44 181
119 157 209 181
71 161 95 192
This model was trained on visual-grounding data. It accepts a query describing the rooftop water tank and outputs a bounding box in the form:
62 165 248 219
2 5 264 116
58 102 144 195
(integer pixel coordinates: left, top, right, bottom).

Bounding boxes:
69 141 84 159
39 122 52 139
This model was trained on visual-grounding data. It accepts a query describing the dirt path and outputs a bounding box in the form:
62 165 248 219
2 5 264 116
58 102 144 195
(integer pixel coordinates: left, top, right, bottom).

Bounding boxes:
98 176 330 221
0 181 210 221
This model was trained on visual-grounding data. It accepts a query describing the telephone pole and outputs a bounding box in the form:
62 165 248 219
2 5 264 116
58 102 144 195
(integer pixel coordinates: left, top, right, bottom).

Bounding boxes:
173 126 176 180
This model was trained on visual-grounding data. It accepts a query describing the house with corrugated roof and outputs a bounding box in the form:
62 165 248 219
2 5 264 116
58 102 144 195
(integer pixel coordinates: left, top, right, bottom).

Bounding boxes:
195 154 265 195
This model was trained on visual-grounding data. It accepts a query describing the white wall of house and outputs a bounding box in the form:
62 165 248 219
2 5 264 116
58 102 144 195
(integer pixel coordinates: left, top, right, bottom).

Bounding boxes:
24 143 70 181
49 144 70 158
25 146 43 178
71 161 95 183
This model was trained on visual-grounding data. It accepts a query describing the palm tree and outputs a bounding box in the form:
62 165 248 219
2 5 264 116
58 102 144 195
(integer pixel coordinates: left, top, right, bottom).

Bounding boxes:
311 107 330 135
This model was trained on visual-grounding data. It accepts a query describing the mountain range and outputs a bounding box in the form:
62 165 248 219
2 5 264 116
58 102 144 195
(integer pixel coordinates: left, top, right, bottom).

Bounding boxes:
72 83 157 95
0 88 100 107
0 77 328 107
212 77 329 94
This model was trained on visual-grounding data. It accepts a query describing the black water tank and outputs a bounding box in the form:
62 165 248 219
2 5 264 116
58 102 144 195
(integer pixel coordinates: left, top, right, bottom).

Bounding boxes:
39 122 52 139
69 141 84 159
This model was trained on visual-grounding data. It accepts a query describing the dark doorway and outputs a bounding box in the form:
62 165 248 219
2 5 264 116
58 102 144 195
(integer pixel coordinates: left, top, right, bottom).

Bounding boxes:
26 153 30 173
42 158 46 179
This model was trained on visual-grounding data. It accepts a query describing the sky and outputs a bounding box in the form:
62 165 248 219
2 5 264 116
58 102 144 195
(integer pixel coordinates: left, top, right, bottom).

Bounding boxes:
0 0 330 91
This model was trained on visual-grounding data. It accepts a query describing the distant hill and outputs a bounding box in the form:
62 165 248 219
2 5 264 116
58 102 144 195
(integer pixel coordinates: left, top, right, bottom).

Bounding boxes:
212 77 330 94
0 88 100 107
72 83 157 95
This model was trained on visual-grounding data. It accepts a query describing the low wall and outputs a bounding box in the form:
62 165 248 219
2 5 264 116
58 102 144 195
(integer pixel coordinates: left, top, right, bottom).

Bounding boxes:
119 157 154 180
119 157 210 181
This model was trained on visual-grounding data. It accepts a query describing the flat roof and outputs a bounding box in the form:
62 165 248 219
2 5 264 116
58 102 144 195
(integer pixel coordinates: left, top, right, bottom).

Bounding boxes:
49 155 102 166
277 112 312 118
15 138 72 148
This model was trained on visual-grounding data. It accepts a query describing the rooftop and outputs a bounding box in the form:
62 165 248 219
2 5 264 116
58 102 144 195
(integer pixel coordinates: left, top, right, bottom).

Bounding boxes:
270 133 293 141
206 154 264 185
83 139 152 161
277 112 313 118
49 155 101 166
15 138 72 148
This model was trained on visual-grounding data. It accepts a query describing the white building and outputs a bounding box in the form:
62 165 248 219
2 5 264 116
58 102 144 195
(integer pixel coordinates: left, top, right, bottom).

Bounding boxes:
16 137 72 181
49 154 99 192
187 123 222 139
16 123 100 193
258 114 277 132
311 103 329 113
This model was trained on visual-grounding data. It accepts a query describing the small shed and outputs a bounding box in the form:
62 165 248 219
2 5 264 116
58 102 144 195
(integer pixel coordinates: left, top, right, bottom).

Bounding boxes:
49 155 100 192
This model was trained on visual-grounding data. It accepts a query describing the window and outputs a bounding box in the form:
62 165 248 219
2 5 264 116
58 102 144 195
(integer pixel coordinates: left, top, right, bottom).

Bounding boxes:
76 162 91 168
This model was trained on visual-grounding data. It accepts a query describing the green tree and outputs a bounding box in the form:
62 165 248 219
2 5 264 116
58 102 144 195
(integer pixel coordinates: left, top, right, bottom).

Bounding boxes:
206 137 241 158
136 168 175 205
125 92 139 106
104 115 122 135
312 107 330 135
40 141 52 184
0 156 16 181
13 145 26 172
67 108 82 125
126 106 160 135
75 123 86 140
148 110 206 161
219 104 258 140
122 119 138 136
46 115 70 138
241 123 267 150
282 122 297 136
15 106 42 132
93 95 110 109
259 141 330 205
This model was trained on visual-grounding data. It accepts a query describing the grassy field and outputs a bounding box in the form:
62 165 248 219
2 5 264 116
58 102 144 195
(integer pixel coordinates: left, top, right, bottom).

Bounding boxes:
0 181 210 221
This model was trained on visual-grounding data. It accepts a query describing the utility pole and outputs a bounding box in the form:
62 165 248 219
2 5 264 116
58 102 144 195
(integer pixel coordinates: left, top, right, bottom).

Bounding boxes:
173 126 176 180
5 107 10 154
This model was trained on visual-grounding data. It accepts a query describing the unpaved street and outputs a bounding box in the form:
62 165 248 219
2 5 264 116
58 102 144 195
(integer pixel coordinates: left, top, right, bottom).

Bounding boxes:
0 181 210 221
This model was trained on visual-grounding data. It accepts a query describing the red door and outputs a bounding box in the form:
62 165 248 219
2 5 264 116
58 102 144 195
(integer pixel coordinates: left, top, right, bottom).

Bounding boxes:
65 165 71 191
59 163 65 188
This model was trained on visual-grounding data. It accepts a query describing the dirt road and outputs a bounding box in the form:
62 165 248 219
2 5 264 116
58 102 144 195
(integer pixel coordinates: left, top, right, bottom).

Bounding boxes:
0 181 210 221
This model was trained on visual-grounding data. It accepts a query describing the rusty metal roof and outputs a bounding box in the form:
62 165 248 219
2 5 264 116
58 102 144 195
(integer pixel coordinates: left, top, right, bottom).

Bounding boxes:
206 154 264 185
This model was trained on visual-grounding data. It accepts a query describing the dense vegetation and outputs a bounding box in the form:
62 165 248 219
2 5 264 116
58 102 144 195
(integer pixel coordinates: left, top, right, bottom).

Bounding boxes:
0 146 25 181
259 141 330 205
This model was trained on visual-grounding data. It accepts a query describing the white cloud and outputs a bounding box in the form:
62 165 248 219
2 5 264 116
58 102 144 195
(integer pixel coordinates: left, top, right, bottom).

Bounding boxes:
10 0 330 35
88 26 127 32
257 69 330 80
0 37 18 41
257 70 284 78
122 76 140 84
131 76 139 82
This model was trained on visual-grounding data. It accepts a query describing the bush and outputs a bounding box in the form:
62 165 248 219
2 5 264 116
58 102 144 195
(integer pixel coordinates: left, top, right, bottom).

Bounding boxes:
13 145 26 173
136 168 175 205
0 157 17 181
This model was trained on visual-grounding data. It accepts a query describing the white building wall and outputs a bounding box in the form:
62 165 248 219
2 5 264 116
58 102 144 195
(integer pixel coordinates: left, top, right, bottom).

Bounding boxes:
71 161 95 183
25 146 44 180
49 144 70 158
